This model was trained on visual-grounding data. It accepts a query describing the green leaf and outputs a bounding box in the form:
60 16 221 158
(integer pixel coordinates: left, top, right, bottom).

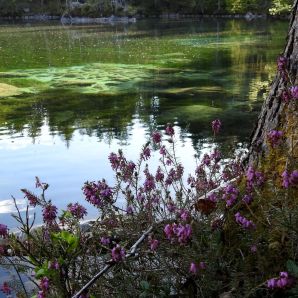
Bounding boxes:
51 231 79 252
140 280 150 290
287 260 298 277
35 268 48 278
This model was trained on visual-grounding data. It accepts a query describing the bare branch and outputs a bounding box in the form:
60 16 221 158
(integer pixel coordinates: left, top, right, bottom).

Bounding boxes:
72 226 153 298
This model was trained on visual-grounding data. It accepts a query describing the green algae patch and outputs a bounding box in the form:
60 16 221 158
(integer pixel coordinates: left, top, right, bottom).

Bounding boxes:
0 83 24 97
164 104 222 122
0 63 161 96
163 86 223 95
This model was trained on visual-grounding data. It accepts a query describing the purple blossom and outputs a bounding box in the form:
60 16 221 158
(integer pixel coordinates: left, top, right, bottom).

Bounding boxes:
211 119 222 135
267 130 283 147
159 145 167 156
223 184 238 207
167 201 176 213
0 224 8 238
277 56 287 72
144 168 156 192
149 238 159 251
111 245 126 262
290 170 298 185
48 260 59 270
21 189 38 207
37 291 46 298
0 282 11 295
246 166 265 188
189 262 198 275
180 210 190 222
290 86 298 99
202 154 211 166
155 167 164 182
67 203 87 219
242 194 253 205
109 152 120 170
166 159 172 166
282 170 290 188
207 192 218 203
42 204 57 224
235 212 256 230
126 206 134 215
141 146 151 160
164 224 174 240
137 191 145 203
267 271 293 289
250 244 257 253
165 123 174 136
282 90 291 102
40 277 49 291
35 177 48 191
100 237 111 246
176 224 192 244
199 261 207 270
210 149 221 162
83 180 113 207
282 170 298 188
152 131 162 144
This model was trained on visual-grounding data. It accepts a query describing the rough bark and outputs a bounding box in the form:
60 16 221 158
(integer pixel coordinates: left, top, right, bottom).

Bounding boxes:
247 0 298 165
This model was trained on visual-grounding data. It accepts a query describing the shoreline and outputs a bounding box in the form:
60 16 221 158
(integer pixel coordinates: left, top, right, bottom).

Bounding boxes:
0 13 289 24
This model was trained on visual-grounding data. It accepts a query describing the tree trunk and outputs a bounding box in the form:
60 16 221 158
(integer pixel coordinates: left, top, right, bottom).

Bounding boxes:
247 0 298 165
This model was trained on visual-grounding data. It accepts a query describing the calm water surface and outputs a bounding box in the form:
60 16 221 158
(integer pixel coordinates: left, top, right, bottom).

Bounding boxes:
0 19 288 227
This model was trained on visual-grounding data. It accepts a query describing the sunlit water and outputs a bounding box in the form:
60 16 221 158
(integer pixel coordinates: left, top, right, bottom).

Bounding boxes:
0 18 288 227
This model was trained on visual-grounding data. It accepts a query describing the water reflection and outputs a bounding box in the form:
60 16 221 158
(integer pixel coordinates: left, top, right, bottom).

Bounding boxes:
0 19 288 226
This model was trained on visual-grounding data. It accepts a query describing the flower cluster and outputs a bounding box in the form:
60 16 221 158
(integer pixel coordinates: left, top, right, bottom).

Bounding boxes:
100 237 110 246
164 223 192 244
235 212 256 230
267 272 293 289
48 260 59 270
38 277 50 298
111 245 126 262
282 170 298 188
267 130 283 147
277 55 288 79
67 203 87 219
223 184 238 207
165 123 174 136
0 224 8 238
148 238 159 251
21 188 39 207
0 282 11 295
246 166 265 189
143 167 156 192
242 194 253 205
108 150 136 182
152 131 162 144
42 204 57 224
290 85 298 99
141 146 151 160
83 180 113 207
35 177 49 191
281 86 298 102
189 261 206 275
211 119 221 135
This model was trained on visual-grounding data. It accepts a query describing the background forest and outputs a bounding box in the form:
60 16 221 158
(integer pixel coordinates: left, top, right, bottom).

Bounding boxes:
0 0 293 18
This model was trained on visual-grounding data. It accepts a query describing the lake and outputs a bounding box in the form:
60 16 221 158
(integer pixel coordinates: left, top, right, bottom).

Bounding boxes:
0 18 288 227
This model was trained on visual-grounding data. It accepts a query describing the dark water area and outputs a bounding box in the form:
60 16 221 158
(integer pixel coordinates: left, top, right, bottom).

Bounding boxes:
0 18 288 227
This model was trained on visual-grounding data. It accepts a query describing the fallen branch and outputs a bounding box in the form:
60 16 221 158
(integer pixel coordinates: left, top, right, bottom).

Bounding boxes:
72 226 153 298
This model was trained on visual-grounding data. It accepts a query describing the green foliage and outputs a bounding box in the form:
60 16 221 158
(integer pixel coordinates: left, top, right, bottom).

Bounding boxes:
269 0 292 16
0 0 293 17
